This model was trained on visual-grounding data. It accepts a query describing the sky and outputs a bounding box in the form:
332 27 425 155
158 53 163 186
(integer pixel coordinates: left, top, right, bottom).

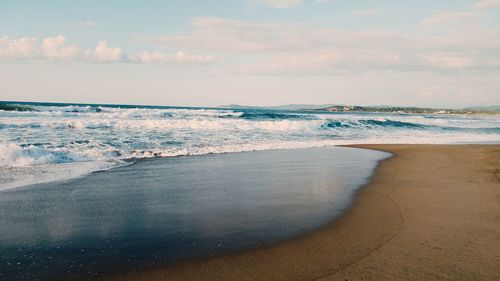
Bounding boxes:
1 0 500 108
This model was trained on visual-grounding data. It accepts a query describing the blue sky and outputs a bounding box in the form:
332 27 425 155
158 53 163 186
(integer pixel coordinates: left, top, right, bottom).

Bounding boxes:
1 0 500 107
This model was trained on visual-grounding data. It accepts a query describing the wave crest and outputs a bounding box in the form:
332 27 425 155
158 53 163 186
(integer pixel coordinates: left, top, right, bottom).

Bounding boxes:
0 143 91 167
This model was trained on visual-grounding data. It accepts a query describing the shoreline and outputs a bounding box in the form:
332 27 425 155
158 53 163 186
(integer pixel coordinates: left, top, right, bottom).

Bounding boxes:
102 144 500 281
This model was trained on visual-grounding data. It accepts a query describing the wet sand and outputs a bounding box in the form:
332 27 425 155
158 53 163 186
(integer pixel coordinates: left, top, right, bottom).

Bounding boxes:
104 144 500 281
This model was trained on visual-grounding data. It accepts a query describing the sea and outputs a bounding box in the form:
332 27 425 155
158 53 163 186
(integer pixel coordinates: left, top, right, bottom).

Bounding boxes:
1 101 499 191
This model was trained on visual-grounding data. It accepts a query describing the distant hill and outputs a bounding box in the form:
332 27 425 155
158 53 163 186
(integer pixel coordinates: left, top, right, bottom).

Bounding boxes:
219 104 500 114
464 105 500 112
316 105 500 114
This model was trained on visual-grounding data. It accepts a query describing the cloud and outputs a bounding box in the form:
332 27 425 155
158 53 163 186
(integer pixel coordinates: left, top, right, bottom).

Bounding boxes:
0 35 79 60
129 51 215 64
474 0 500 9
352 9 379 17
256 0 303 8
0 36 37 59
0 35 214 65
84 41 122 62
240 50 406 74
155 17 422 54
156 17 391 53
3 12 500 73
41 35 80 60
150 17 500 74
425 55 474 69
420 11 486 29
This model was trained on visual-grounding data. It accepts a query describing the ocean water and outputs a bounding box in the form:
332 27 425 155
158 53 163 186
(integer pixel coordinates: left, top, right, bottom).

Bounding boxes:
0 102 499 190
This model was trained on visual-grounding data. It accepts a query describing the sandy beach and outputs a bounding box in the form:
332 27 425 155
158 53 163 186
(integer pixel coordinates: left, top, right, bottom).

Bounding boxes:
104 144 500 281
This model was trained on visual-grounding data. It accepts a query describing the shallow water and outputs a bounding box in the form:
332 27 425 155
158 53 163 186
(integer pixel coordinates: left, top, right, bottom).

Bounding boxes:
0 147 389 281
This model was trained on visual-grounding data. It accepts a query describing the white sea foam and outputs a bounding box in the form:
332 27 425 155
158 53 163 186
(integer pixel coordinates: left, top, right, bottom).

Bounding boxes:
0 142 90 166
0 161 122 191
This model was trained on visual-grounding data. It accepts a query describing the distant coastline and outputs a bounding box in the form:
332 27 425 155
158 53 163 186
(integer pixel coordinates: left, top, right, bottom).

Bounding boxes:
220 104 500 115
313 105 500 115
2 101 499 115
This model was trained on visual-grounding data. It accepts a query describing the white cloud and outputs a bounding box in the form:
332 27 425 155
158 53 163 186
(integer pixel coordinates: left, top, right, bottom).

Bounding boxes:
150 17 500 74
425 55 474 69
256 0 303 8
129 51 215 64
174 51 214 64
240 50 411 74
474 0 500 9
0 35 79 60
0 36 38 59
2 11 500 73
41 35 80 60
420 11 486 29
157 17 345 53
156 17 419 54
84 41 122 62
352 9 379 17
0 35 215 65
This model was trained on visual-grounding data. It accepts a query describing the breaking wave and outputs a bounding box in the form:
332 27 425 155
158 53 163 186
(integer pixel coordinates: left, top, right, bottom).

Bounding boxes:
0 143 90 167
